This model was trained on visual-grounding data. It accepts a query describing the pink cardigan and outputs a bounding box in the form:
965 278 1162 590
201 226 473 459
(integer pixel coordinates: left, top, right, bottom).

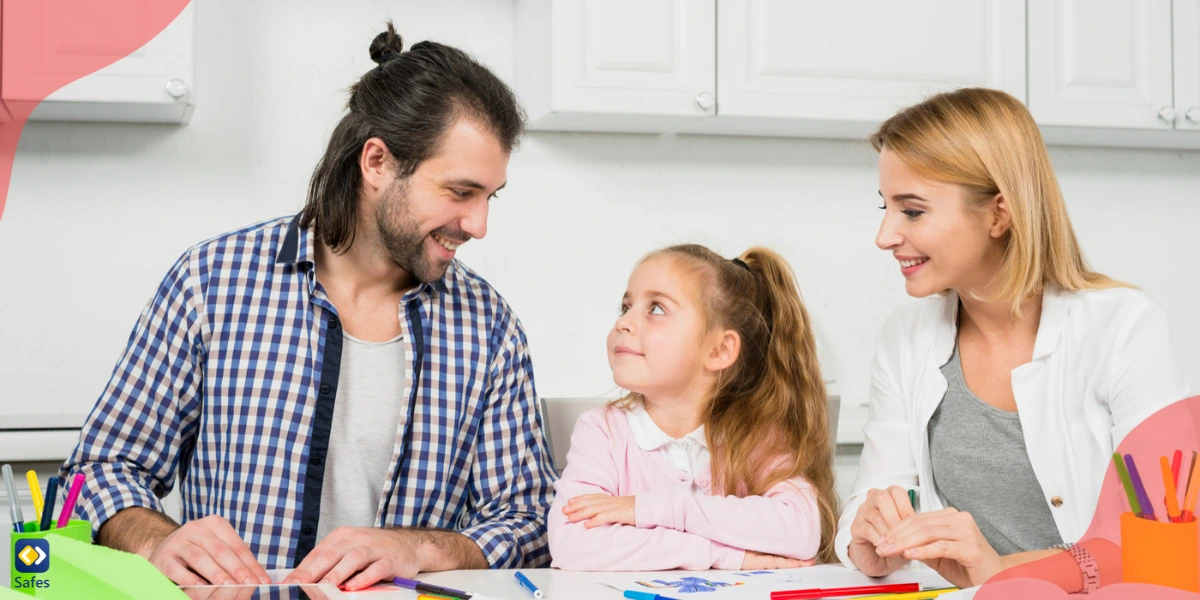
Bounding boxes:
548 406 822 571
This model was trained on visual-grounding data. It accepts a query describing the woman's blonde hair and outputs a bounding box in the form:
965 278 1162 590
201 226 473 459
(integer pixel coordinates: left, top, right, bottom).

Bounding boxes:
870 87 1130 316
614 245 839 563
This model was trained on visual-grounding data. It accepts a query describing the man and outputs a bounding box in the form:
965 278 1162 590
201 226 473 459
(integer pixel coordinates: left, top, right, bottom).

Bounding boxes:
63 24 557 591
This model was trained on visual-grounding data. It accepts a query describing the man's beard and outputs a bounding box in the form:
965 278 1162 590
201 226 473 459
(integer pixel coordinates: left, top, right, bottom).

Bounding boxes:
375 180 460 283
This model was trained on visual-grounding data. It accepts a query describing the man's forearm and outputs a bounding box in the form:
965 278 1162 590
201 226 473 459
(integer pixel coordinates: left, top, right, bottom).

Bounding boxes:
96 507 180 558
395 529 488 571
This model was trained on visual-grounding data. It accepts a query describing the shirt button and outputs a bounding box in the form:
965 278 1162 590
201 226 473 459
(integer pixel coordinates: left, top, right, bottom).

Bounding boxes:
312 455 324 466
320 384 330 394
1051 496 1064 507
328 318 339 330
302 526 314 535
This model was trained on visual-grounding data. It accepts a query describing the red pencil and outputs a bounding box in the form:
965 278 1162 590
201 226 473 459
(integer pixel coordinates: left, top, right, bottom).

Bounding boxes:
771 583 921 600
1173 450 1183 487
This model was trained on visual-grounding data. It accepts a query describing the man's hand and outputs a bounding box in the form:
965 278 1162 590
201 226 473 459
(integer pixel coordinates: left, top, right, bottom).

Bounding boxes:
562 494 636 528
97 508 269 587
284 528 487 591
847 486 916 577
145 515 272 586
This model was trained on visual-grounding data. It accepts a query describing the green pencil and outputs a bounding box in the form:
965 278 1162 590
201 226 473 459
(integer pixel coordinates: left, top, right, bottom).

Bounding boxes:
908 489 916 509
1113 452 1141 516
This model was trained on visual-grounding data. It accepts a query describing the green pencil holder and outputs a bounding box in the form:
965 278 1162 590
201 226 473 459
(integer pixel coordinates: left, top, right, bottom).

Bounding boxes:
9 520 92 596
8 520 186 599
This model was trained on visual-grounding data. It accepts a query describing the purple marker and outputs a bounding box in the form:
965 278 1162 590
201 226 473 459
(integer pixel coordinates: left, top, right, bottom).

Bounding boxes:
1125 454 1157 521
392 576 471 599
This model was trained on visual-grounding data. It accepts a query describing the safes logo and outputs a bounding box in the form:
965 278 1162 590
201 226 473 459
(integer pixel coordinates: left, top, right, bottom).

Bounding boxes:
14 539 49 573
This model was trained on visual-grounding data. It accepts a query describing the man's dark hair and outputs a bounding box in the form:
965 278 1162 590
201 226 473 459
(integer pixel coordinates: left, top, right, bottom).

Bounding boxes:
299 21 525 252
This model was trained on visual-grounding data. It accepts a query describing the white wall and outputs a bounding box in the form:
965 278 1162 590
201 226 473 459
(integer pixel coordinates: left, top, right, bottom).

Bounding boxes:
2 0 1198 456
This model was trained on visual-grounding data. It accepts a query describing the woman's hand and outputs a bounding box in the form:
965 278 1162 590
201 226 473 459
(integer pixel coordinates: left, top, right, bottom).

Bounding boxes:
741 550 815 570
847 486 915 576
562 494 636 528
875 507 1004 588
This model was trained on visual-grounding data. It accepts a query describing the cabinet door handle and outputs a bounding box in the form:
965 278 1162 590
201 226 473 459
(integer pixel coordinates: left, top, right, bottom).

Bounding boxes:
165 79 190 100
1158 106 1177 123
695 92 715 111
1187 107 1200 123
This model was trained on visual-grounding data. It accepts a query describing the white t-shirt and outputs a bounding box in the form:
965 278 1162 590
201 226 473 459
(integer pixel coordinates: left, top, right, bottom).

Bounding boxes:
316 332 407 542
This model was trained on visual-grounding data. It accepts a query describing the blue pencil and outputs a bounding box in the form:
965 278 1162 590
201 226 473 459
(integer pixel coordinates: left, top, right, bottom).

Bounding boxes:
39 478 59 532
1125 454 1157 521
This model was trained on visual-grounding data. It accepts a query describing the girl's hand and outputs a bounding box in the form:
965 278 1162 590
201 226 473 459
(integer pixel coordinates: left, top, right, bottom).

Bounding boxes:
847 486 915 577
563 494 636 528
874 507 1004 588
741 550 815 570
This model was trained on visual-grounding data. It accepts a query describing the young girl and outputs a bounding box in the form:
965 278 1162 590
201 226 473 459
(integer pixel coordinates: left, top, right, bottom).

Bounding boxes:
548 244 839 571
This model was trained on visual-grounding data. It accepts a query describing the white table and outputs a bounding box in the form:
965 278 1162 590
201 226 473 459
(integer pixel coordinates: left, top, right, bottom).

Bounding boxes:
181 565 968 600
336 565 965 600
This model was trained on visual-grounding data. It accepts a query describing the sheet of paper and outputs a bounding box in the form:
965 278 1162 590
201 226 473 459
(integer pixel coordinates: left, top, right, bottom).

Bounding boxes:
179 583 344 600
266 568 292 584
266 569 510 600
604 565 954 597
602 572 753 598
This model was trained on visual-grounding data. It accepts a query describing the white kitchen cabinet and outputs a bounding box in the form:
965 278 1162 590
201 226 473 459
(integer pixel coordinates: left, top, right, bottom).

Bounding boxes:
2 2 194 124
681 0 1026 138
1028 0 1174 130
514 0 1200 149
1176 0 1200 130
514 0 716 133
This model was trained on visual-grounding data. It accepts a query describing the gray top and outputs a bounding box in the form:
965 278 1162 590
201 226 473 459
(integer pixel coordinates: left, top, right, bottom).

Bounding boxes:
317 331 407 543
927 341 1064 555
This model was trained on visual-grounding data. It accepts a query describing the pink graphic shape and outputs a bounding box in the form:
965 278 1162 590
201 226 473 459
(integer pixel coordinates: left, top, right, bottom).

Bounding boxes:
978 394 1200 598
0 0 191 222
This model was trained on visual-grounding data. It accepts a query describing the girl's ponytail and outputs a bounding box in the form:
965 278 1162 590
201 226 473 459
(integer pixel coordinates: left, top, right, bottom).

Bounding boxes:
739 248 838 563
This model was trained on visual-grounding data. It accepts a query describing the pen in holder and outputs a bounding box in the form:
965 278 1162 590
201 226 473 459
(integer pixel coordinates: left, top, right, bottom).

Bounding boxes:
9 520 92 597
1121 512 1200 592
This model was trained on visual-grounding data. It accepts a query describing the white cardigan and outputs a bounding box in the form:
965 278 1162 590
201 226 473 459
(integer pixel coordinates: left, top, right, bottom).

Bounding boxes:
835 286 1191 568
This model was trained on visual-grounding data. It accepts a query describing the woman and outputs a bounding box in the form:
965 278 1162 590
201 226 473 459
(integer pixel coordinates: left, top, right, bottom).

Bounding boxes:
837 88 1191 592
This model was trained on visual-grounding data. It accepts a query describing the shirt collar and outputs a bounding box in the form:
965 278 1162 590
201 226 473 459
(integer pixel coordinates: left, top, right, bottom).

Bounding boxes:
626 403 707 452
931 284 1072 365
273 213 314 267
274 214 450 295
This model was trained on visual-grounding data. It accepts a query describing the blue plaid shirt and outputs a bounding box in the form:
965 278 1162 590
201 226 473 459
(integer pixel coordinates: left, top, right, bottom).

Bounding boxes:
64 215 557 569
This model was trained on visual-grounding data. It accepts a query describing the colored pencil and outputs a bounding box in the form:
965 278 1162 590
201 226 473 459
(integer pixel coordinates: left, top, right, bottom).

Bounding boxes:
26 471 43 525
1183 453 1200 522
1189 452 1198 497
852 588 960 600
56 473 84 528
38 478 58 533
1113 452 1142 516
771 583 921 599
1126 454 1156 521
3 464 24 533
1161 456 1181 522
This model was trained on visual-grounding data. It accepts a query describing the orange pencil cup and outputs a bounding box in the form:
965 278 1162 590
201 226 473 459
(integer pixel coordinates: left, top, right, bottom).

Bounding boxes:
1121 512 1200 592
